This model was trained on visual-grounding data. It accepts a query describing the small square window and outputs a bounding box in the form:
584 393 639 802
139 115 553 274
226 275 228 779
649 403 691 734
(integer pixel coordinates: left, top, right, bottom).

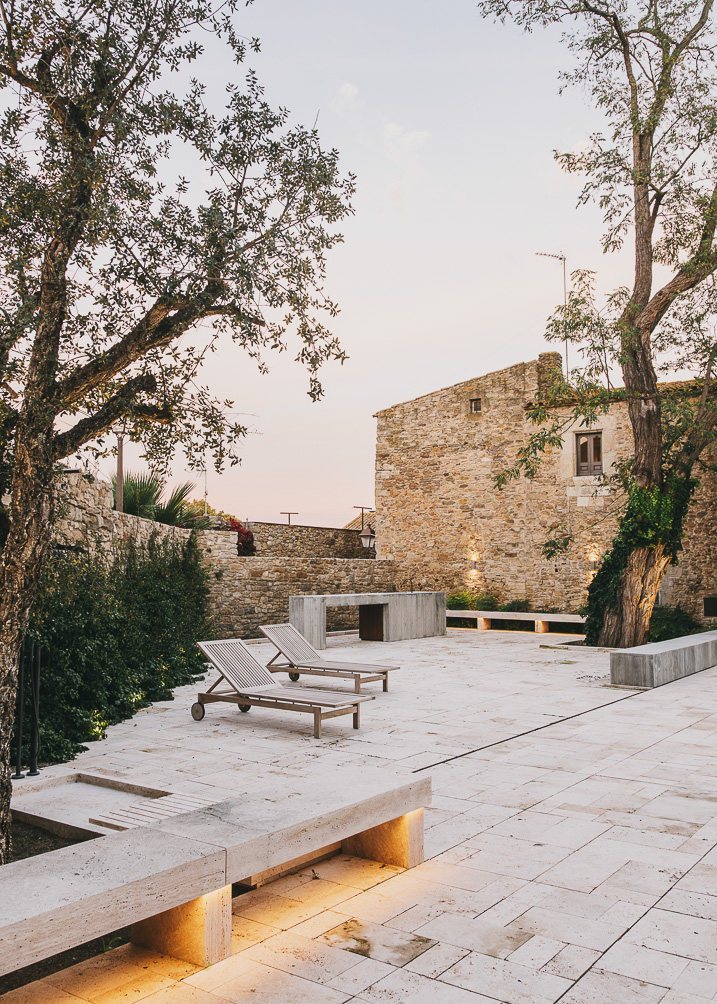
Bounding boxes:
576 432 602 476
704 597 717 617
469 398 482 414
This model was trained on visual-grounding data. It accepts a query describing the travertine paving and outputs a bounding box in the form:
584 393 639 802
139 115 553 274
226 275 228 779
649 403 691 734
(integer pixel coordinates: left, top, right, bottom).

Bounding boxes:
9 628 717 1003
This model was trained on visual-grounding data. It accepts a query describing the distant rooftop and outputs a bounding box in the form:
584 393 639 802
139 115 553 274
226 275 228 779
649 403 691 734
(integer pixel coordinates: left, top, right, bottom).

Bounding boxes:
343 511 376 531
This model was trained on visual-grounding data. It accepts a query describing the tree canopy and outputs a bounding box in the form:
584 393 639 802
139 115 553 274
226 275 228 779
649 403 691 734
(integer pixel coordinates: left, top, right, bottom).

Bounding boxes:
0 0 354 864
0 0 355 475
478 1 717 645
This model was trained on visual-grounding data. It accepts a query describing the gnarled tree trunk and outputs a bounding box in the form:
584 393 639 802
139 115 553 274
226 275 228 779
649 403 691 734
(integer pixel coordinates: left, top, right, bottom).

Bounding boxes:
597 544 672 649
0 421 55 864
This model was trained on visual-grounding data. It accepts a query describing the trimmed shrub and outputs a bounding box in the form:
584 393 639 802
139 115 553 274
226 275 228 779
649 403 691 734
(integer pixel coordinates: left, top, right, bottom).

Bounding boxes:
497 599 531 613
492 598 530 631
446 590 499 611
472 592 499 611
647 604 700 643
446 590 475 610
13 531 211 764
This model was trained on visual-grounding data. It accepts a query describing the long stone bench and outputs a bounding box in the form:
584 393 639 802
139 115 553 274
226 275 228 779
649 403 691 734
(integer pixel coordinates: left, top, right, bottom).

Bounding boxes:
0 771 430 977
447 609 586 634
610 630 717 688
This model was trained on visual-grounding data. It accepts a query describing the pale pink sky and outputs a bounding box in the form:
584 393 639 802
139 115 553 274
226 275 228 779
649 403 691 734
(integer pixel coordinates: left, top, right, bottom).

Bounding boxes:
94 0 633 527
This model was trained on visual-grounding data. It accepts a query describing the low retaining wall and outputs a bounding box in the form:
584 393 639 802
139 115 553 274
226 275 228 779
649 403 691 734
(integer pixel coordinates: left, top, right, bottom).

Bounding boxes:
196 532 405 637
55 476 405 638
610 630 717 688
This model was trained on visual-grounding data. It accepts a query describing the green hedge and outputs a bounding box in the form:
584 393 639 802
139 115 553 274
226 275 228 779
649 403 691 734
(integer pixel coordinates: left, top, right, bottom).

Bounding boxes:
13 531 211 764
446 590 499 611
646 604 717 643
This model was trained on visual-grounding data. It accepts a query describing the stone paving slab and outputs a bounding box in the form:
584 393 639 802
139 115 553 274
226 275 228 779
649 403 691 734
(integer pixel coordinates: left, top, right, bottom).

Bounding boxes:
9 629 717 1002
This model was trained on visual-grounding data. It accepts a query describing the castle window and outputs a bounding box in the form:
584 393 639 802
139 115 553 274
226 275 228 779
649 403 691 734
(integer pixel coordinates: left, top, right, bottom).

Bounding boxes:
704 597 717 617
469 398 482 414
576 432 602 476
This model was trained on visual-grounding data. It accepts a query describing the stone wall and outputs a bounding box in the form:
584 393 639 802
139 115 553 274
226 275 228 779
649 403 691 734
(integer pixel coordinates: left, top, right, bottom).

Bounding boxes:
374 353 717 621
197 531 404 637
56 472 191 551
55 473 406 639
246 521 370 559
57 477 369 560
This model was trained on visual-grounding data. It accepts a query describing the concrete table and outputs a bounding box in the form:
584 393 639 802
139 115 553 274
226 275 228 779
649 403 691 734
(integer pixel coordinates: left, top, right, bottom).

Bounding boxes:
289 591 446 650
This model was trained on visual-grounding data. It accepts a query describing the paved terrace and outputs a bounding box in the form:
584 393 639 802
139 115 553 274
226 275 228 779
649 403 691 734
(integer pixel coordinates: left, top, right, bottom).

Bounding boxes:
8 629 717 1004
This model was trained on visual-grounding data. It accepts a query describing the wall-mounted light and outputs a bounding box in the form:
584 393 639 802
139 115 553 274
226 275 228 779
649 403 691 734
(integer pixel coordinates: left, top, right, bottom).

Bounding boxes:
470 560 478 571
590 560 597 571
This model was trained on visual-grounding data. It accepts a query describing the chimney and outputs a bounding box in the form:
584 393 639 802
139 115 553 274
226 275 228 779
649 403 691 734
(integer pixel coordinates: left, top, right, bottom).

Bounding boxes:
537 352 564 397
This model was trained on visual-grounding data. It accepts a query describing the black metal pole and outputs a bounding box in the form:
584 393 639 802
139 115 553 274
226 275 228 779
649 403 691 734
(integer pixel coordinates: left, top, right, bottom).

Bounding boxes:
11 640 25 780
28 643 40 776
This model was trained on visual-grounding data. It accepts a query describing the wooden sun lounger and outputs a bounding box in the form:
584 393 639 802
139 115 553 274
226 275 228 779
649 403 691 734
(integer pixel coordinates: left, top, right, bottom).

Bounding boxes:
194 638 374 738
260 622 400 694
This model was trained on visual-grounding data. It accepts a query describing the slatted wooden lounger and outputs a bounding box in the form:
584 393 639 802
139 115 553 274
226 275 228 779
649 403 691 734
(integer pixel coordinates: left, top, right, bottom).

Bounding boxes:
193 638 374 738
260 622 400 694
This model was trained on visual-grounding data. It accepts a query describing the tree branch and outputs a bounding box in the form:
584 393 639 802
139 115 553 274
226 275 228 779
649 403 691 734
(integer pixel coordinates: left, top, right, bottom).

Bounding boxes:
52 373 168 459
53 295 264 411
90 20 175 147
638 251 717 334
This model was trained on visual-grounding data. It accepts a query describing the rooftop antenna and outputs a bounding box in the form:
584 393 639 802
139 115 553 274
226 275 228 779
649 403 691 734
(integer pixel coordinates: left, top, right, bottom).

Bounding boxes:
352 505 373 530
280 512 298 526
535 251 568 376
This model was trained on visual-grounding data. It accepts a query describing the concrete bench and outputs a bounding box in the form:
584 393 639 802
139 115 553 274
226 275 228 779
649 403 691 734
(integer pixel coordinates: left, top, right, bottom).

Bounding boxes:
447 609 586 634
610 630 717 688
0 771 430 977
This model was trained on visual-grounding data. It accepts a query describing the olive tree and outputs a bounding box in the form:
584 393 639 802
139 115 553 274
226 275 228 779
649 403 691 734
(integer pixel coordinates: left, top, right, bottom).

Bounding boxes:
479 0 717 647
0 0 354 861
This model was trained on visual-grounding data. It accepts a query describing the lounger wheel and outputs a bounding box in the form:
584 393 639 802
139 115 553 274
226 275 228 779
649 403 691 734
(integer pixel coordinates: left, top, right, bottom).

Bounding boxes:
191 702 205 721
289 672 300 681
238 703 251 713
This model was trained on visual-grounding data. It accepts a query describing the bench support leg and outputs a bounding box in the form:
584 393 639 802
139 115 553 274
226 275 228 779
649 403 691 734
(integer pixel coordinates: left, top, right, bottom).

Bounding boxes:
342 807 424 869
314 708 322 739
477 618 490 630
535 620 549 634
130 884 232 967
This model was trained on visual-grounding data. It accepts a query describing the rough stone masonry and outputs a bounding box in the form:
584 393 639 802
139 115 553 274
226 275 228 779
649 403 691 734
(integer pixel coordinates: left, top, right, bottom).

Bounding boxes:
55 474 406 637
374 352 717 621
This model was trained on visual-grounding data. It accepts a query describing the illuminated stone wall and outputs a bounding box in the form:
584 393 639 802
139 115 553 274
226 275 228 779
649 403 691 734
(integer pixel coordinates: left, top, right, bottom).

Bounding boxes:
374 353 717 620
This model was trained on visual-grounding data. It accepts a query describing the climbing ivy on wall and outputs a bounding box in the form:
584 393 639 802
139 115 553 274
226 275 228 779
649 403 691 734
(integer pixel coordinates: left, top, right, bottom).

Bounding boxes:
584 475 696 645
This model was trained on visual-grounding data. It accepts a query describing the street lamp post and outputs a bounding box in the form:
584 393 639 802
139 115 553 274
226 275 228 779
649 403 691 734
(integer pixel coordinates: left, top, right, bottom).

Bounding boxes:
116 433 124 513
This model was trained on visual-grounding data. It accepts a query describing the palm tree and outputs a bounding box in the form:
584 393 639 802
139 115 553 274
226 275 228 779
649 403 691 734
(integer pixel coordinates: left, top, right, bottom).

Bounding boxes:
112 472 216 529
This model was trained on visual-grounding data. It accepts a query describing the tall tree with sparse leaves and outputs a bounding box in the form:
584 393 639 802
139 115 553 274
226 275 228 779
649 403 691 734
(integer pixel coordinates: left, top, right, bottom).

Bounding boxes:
0 0 354 862
479 0 717 648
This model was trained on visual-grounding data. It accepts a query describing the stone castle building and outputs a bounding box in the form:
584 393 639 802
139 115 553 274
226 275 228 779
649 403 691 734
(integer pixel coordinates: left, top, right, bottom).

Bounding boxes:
374 352 717 621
